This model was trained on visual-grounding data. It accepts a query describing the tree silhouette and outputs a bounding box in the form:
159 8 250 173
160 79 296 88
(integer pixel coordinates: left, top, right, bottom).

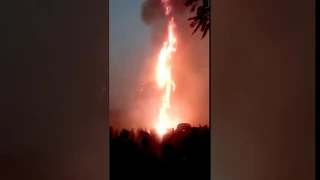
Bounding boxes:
184 0 210 39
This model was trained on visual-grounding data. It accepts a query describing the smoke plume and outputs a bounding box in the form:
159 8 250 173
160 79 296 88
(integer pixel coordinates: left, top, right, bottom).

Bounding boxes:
141 0 186 46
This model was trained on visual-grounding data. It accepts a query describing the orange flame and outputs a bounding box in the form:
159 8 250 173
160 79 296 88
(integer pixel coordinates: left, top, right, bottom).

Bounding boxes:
155 1 178 136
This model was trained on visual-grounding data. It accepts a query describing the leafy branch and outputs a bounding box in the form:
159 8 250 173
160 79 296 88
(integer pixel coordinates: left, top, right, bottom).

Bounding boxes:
184 0 210 39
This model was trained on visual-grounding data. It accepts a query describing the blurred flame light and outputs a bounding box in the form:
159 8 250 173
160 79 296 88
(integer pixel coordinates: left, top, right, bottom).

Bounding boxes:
154 0 178 136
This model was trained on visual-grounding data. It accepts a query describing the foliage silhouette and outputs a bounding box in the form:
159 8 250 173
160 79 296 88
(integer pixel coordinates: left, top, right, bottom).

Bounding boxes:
110 125 210 180
184 0 210 39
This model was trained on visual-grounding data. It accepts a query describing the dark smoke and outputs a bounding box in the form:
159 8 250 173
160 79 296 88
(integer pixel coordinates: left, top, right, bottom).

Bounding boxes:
141 0 186 23
138 0 210 126
141 0 166 25
141 0 186 46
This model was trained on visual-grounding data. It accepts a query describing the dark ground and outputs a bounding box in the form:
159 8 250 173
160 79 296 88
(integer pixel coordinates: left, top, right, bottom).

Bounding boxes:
110 125 210 180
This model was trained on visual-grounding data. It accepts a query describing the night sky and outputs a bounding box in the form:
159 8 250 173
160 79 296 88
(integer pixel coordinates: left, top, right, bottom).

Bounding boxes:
110 0 152 109
109 0 210 128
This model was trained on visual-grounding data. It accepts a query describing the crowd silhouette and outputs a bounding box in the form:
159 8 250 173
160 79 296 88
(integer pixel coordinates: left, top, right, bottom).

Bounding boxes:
110 123 210 180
